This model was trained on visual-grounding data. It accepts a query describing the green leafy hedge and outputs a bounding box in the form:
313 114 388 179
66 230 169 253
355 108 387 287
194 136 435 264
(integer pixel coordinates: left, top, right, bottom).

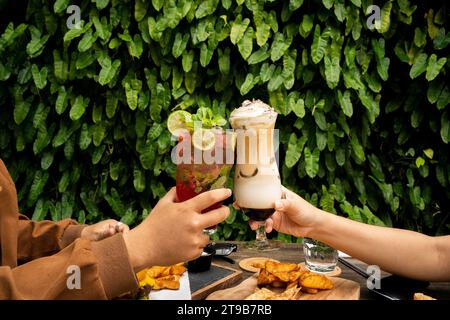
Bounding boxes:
0 0 449 241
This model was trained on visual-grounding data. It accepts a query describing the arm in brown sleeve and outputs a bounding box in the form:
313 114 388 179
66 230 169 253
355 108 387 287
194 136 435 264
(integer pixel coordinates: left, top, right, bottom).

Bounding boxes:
0 234 138 299
17 214 86 262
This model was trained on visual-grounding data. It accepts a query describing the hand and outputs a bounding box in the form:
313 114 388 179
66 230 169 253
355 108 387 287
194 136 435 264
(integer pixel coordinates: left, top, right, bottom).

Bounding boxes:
239 186 322 238
123 187 232 272
81 219 129 241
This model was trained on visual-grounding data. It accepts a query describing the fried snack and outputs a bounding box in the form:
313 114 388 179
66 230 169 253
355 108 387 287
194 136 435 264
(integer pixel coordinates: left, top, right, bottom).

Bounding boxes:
413 293 436 300
302 287 319 294
251 262 266 269
170 263 187 275
289 270 308 283
137 263 187 290
146 266 170 278
265 261 299 274
299 273 334 290
256 260 334 296
245 288 277 300
153 275 181 290
257 268 280 286
136 269 148 282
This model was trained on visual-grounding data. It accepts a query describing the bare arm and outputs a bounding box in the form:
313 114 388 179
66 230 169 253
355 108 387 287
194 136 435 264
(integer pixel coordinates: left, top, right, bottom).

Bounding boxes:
311 210 450 281
252 187 450 282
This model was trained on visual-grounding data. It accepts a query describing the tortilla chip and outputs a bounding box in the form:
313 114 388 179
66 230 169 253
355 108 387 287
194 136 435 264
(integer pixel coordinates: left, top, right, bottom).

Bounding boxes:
246 286 300 300
146 266 169 278
245 288 275 300
170 264 187 275
289 270 308 283
153 275 181 290
257 269 280 286
266 261 299 274
299 273 333 290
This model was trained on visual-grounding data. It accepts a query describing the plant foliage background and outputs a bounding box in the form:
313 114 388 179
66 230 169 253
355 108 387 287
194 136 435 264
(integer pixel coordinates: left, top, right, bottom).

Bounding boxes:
0 0 449 241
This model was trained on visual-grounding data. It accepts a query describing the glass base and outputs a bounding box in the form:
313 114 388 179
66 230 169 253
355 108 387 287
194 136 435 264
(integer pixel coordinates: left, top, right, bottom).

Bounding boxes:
304 262 337 273
244 240 281 251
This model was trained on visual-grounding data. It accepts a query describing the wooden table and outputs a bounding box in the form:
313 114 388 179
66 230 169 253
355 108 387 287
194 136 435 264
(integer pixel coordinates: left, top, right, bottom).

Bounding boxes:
212 241 450 300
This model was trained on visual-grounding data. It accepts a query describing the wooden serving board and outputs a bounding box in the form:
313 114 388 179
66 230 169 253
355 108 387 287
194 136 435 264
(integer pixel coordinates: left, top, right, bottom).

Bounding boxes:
206 275 360 300
190 263 242 300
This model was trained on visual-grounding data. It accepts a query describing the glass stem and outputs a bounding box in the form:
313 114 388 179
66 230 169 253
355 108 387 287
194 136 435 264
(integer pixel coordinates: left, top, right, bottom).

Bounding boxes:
255 221 269 249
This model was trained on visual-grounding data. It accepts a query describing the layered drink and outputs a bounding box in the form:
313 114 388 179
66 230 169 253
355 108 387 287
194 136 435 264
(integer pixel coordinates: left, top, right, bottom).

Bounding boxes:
230 99 282 249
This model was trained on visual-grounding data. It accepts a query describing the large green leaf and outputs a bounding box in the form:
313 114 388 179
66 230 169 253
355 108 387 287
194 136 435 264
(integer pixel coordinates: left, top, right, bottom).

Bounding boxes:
55 86 69 115
182 50 194 72
426 54 447 81
31 64 48 90
289 0 304 11
54 0 70 13
311 25 327 64
409 53 428 79
285 133 307 168
441 111 450 144
26 34 49 58
378 1 392 33
123 79 142 110
195 0 218 19
358 89 380 124
135 0 149 22
77 29 97 52
324 53 340 88
271 32 291 62
237 27 254 60
304 147 320 178
92 16 111 41
94 0 109 10
350 134 365 162
128 34 143 58
248 43 270 65
200 42 214 67
371 38 390 81
70 95 88 121
98 59 121 86
12 97 30 126
337 90 353 117
230 16 250 45
172 33 190 58
256 22 271 47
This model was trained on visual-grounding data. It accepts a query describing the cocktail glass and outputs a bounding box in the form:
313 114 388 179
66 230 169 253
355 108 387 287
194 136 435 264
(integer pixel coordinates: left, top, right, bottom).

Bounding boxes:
175 127 234 235
230 100 282 250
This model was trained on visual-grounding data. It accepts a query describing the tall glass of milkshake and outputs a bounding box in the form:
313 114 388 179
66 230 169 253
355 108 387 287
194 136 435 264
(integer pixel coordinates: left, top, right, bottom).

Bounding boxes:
230 99 282 250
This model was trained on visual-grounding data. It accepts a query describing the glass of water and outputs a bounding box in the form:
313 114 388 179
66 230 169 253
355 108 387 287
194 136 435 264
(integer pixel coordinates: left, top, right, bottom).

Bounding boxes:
303 238 338 273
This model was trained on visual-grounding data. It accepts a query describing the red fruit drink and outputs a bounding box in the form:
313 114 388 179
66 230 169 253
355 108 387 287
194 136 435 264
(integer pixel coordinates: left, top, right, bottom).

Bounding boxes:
175 128 233 234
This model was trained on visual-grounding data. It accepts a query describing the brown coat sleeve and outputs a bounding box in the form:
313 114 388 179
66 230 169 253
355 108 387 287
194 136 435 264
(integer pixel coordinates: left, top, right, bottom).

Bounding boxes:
0 234 138 299
17 215 86 263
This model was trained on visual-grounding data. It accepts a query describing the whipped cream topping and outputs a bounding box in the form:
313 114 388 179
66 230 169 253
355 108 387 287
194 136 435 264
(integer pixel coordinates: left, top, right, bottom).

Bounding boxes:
230 99 277 128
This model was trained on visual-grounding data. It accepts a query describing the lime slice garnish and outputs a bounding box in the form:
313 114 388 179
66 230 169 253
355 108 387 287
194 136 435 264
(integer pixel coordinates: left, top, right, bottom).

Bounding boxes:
192 128 216 151
167 110 192 137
